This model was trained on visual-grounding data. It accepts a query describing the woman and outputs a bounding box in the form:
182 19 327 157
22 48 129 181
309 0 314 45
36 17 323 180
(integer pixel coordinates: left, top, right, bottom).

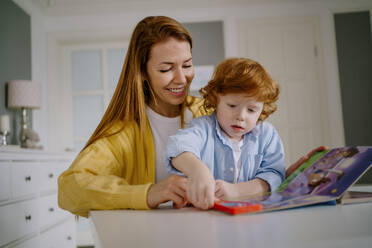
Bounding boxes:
58 15 325 217
58 16 206 217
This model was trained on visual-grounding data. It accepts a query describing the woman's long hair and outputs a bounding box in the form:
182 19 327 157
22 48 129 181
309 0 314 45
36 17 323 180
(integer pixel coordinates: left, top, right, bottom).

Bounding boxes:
83 16 192 150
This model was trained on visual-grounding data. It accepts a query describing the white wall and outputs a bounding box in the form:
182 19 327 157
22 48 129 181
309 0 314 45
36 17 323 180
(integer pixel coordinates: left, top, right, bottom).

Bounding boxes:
13 0 372 151
13 0 49 149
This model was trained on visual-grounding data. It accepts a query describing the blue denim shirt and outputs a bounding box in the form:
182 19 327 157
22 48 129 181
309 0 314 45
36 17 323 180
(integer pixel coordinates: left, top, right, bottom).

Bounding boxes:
164 113 285 191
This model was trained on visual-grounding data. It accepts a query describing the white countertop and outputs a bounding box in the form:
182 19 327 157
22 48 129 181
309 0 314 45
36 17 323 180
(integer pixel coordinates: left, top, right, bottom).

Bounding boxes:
0 145 76 161
90 186 372 248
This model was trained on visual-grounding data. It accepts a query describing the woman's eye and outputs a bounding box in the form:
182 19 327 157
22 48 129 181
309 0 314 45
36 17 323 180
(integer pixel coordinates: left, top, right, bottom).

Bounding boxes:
183 64 193 69
159 68 171 73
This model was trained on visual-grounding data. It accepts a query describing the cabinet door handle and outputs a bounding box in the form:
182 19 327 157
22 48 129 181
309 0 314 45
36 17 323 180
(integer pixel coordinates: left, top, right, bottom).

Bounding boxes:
25 176 31 181
67 236 72 240
25 215 32 221
48 173 54 178
49 207 54 212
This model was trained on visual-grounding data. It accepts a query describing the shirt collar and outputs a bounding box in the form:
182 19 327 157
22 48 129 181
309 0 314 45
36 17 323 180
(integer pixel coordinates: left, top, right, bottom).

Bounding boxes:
212 112 260 147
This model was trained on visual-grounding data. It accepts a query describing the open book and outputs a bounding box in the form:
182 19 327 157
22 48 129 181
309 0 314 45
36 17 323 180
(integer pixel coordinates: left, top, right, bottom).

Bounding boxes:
214 146 372 215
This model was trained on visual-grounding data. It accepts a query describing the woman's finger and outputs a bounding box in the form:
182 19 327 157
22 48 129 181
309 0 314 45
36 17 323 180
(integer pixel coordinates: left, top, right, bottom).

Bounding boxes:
167 175 187 199
147 175 188 208
170 192 186 209
172 181 187 198
168 175 187 189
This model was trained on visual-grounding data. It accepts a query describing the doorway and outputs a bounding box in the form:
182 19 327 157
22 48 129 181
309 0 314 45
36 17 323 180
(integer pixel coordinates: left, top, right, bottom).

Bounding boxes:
334 11 372 183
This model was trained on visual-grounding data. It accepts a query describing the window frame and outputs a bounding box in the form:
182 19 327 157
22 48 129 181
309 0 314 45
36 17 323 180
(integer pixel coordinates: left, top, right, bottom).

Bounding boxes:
63 42 128 151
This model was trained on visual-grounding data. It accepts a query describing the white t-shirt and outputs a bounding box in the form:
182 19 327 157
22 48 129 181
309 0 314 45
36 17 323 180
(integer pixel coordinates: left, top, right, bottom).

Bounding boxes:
146 106 193 182
221 130 244 183
230 139 244 183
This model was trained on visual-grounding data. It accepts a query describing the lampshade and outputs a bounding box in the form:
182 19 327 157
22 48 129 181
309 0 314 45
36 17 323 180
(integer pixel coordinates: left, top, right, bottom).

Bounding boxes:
8 80 42 109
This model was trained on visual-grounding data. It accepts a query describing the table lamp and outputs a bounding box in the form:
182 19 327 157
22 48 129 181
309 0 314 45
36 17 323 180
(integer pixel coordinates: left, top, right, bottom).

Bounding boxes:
7 80 41 148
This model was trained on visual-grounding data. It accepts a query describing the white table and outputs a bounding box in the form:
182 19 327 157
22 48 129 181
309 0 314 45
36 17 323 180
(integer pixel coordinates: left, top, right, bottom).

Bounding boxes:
90 187 372 248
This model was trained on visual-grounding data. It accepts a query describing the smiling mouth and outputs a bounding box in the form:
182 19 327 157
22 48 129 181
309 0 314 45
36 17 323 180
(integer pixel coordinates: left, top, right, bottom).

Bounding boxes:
168 87 184 93
167 87 186 96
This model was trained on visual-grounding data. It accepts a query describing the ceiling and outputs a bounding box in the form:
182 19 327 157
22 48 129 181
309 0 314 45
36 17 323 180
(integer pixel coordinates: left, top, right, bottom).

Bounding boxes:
29 0 314 17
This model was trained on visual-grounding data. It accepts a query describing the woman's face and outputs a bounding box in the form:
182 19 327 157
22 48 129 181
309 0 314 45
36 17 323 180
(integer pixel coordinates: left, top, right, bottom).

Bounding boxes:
146 37 194 117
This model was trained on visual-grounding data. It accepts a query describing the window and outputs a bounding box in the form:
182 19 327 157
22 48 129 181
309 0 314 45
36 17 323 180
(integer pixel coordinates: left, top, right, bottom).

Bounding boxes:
66 44 127 151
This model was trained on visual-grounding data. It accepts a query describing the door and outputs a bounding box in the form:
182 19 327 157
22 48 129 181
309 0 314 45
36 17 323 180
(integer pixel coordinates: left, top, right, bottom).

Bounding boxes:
237 16 329 166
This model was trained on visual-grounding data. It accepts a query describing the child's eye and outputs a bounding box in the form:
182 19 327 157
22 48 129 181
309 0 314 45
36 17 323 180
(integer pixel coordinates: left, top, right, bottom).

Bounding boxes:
248 108 256 113
228 104 236 108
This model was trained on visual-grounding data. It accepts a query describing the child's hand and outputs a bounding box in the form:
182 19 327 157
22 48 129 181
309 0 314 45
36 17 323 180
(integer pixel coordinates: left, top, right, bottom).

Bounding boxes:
171 152 216 210
215 180 239 200
186 166 215 210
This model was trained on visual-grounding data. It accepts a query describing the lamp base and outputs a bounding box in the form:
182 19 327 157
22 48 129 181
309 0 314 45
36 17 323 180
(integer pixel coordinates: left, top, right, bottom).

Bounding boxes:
20 108 28 148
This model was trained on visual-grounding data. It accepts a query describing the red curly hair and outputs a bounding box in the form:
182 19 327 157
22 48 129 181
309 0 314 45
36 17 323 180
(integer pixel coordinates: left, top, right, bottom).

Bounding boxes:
199 57 279 121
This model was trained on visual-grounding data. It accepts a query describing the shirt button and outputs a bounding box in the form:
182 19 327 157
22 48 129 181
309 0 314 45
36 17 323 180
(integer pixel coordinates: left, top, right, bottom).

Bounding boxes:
230 167 234 172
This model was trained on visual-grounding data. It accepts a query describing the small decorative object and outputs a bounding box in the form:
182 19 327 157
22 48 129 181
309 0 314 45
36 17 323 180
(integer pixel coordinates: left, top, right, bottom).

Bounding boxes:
0 114 10 146
7 80 42 148
24 128 43 149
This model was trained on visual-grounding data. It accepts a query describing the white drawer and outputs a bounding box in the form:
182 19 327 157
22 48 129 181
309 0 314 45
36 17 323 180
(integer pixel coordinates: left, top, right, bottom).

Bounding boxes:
40 162 70 193
40 218 76 248
0 163 11 201
11 163 41 198
39 224 59 248
12 235 40 248
39 194 69 229
0 199 40 246
57 219 76 248
39 163 59 193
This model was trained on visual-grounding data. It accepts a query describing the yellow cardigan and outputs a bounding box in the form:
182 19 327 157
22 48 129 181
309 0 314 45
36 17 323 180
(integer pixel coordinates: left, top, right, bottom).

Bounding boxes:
58 96 207 217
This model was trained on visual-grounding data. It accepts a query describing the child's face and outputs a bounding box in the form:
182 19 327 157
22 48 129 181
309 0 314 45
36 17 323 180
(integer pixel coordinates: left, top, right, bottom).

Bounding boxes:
216 93 263 141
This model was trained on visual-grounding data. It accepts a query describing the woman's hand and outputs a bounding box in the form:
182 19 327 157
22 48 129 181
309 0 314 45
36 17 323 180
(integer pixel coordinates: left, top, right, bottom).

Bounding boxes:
215 180 239 200
286 146 327 178
147 174 187 209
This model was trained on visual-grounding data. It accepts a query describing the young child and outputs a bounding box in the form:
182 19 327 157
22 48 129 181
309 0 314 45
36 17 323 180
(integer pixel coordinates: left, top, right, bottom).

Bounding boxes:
164 58 285 210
